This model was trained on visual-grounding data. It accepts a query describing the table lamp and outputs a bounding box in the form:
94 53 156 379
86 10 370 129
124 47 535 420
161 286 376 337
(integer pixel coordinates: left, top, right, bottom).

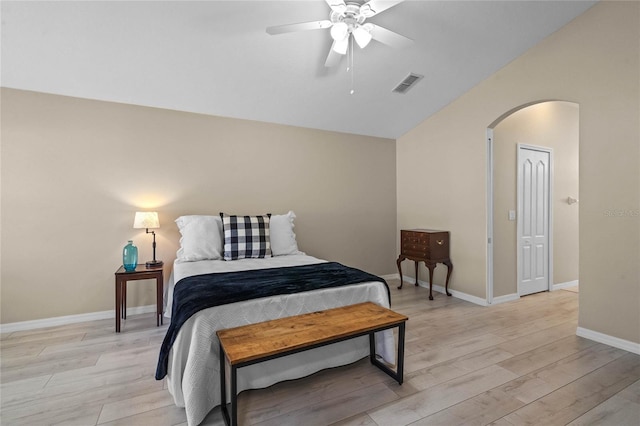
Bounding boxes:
133 211 164 268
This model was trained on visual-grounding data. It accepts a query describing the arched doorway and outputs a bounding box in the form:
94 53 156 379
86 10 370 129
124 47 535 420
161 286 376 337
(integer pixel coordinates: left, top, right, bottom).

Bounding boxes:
487 101 579 304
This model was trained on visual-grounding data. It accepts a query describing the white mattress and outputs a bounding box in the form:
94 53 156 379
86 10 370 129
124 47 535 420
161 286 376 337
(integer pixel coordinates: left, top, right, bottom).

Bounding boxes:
164 254 394 426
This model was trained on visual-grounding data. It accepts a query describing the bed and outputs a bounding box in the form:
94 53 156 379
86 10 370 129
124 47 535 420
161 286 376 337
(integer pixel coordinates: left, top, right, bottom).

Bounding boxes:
156 213 394 426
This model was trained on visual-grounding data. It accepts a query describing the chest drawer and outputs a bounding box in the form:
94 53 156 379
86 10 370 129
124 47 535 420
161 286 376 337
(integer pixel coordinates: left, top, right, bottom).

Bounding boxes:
400 229 450 260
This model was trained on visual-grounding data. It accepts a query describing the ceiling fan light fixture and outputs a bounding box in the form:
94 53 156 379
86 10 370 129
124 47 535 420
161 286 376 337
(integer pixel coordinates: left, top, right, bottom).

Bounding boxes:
332 37 349 54
353 26 372 48
330 22 349 41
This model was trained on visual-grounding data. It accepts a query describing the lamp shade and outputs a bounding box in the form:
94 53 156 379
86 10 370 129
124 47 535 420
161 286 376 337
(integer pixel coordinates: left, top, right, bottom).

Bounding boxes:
332 37 349 55
133 211 160 229
353 26 372 48
330 22 349 42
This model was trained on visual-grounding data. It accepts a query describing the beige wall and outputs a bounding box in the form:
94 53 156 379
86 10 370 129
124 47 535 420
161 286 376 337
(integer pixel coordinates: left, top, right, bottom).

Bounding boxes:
493 101 579 297
1 89 396 324
397 2 639 343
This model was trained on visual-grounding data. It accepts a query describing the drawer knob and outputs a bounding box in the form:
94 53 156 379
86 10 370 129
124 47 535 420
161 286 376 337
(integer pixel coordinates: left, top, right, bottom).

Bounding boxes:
436 240 444 245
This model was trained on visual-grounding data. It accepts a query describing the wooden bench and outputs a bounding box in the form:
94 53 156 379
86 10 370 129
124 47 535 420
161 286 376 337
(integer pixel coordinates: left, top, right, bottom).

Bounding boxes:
217 302 408 426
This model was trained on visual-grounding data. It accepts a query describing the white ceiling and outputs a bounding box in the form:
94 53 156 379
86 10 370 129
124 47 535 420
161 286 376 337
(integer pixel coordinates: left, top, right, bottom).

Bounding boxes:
1 0 596 139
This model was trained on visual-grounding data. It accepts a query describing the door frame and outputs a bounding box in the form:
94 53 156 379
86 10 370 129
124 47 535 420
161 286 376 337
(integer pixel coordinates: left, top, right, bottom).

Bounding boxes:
486 129 495 304
516 143 554 296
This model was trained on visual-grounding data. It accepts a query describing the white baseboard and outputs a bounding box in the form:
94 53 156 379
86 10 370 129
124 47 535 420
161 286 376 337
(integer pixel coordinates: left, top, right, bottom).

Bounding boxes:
489 281 577 304
576 326 640 355
553 280 579 290
380 273 400 281
435 284 488 306
385 274 577 307
0 305 157 334
397 275 488 306
492 293 520 305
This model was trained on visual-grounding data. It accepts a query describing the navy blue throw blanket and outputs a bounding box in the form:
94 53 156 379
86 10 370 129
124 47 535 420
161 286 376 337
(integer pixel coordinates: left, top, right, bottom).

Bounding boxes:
155 262 388 379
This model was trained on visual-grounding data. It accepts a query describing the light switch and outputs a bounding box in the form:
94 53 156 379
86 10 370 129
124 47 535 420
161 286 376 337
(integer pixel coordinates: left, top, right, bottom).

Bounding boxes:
508 210 516 221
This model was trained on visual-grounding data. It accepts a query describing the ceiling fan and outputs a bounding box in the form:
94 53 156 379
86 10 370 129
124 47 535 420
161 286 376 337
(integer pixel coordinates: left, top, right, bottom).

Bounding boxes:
266 0 413 67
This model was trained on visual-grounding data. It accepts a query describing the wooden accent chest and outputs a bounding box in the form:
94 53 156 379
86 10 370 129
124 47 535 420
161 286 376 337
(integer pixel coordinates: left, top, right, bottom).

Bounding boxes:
397 229 453 300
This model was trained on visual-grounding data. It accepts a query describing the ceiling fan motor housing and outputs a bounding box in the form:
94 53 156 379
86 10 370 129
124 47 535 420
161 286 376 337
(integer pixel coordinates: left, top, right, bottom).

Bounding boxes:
330 4 367 26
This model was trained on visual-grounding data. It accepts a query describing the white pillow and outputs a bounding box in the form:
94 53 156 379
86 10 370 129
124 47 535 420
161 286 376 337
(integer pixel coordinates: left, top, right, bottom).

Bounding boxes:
270 211 302 256
175 215 223 261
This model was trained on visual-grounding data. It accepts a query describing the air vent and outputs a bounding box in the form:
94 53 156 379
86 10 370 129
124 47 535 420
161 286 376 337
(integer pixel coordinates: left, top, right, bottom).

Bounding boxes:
392 73 423 94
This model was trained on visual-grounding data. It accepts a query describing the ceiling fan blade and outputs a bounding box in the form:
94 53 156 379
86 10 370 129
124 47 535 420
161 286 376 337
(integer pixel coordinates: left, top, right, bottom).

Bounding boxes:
369 24 413 48
325 42 344 67
325 0 347 14
266 20 332 35
359 0 404 17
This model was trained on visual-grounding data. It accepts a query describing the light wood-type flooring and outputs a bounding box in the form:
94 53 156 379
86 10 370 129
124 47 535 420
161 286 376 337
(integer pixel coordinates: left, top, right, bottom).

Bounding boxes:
2 280 639 425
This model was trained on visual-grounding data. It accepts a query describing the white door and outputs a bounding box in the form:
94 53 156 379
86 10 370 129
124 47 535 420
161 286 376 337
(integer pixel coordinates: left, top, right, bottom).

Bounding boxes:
518 145 551 296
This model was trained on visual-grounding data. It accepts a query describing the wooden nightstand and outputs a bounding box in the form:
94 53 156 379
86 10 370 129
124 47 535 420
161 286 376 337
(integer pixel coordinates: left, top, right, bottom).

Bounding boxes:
114 264 164 332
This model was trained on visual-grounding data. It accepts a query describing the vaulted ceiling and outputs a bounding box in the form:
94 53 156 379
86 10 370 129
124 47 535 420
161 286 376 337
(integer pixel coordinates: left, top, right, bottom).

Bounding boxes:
1 1 597 139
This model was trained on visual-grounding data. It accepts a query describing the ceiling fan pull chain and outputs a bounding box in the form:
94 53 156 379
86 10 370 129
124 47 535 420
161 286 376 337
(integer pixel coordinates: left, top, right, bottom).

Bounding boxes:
349 35 355 95
346 35 351 73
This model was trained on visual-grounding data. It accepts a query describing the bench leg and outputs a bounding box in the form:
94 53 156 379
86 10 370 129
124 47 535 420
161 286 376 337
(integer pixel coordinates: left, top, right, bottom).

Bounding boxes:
220 344 230 425
220 345 238 426
369 331 376 364
397 322 405 384
230 365 237 426
368 324 406 385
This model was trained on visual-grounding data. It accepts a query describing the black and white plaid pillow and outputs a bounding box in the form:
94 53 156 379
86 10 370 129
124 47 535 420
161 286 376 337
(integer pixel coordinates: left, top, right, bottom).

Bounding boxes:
220 213 272 260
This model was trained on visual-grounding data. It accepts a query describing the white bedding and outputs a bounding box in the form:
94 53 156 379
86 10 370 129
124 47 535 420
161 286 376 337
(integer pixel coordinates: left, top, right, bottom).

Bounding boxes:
164 254 394 426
